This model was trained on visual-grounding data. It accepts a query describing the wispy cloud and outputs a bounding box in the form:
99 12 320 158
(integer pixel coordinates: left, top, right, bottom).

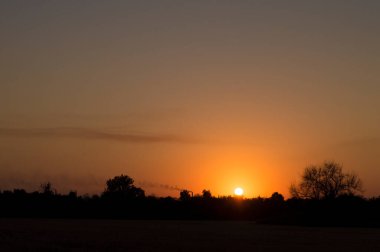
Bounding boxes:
0 127 200 144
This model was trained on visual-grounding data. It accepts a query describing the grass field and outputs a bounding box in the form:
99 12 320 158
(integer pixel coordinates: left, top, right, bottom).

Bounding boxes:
0 219 379 251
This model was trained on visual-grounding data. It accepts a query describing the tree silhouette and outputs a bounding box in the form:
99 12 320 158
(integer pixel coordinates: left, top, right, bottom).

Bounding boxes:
290 161 362 199
270 192 284 202
202 189 212 199
2 171 380 227
40 182 54 195
179 190 192 201
103 174 145 199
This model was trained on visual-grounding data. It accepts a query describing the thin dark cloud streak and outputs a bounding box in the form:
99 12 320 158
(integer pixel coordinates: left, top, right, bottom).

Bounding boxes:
0 127 201 144
137 181 184 192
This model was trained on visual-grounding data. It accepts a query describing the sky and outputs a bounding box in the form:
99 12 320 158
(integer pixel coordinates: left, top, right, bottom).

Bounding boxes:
1 0 380 197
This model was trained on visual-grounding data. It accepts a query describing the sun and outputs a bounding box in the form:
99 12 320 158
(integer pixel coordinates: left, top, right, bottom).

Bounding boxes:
234 187 244 196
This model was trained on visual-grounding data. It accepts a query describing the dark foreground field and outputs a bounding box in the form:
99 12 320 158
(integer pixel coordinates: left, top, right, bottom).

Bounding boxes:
0 219 379 252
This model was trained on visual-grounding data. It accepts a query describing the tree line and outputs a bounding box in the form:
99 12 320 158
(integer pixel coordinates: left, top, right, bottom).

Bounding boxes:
1 161 380 227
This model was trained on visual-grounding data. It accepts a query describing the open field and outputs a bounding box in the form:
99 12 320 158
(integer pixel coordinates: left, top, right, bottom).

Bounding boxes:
0 219 379 251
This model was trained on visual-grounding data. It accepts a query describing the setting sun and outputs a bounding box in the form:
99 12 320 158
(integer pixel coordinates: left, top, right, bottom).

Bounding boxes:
234 187 244 196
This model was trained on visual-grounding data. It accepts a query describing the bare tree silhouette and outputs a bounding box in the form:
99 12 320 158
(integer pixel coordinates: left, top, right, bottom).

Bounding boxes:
290 161 362 199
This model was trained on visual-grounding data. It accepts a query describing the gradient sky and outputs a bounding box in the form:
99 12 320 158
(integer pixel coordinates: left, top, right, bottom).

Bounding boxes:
1 0 380 197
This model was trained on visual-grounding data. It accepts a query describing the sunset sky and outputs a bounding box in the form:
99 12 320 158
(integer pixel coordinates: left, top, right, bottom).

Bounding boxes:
1 1 379 197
